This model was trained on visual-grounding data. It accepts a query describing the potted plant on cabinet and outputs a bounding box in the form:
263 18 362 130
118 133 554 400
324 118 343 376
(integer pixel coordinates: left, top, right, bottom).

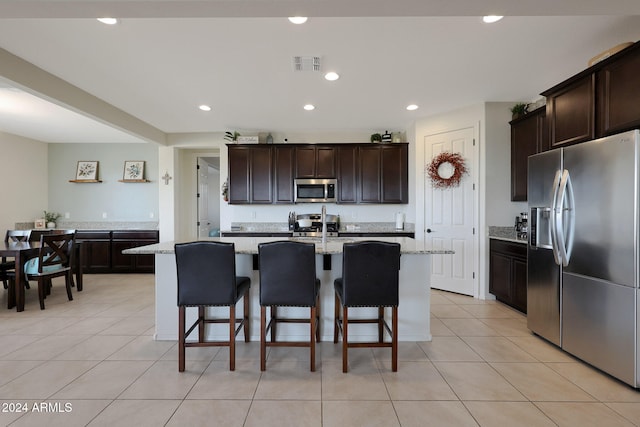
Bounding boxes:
370 133 382 143
224 131 240 143
510 103 528 120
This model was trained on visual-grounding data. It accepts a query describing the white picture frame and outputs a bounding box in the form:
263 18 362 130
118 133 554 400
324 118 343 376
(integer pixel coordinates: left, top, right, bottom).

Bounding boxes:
75 161 99 180
123 160 145 181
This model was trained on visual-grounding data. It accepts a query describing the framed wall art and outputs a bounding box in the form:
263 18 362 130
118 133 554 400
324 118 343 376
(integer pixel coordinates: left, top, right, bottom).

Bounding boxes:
73 161 99 181
121 160 147 182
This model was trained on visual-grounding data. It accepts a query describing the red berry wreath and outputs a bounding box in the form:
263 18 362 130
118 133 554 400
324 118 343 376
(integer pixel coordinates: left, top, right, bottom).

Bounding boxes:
426 152 468 189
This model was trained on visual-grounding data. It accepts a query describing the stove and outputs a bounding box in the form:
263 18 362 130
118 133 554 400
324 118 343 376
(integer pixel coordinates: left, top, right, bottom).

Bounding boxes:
293 230 339 238
291 213 339 237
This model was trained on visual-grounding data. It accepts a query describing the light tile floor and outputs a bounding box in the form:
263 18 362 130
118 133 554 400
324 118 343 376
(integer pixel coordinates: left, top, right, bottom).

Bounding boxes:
0 275 638 426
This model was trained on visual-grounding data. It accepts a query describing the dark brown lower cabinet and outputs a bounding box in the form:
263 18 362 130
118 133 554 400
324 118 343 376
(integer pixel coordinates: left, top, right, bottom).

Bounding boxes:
111 231 158 273
76 231 112 274
489 239 527 313
76 230 158 274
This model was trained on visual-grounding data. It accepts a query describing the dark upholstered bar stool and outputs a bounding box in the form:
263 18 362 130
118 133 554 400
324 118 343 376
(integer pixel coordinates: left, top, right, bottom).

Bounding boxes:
174 241 250 372
333 241 401 372
258 241 320 372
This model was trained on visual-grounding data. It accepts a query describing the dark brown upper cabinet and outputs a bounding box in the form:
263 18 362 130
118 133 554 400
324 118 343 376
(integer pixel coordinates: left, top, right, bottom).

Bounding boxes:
336 145 358 203
359 144 408 204
542 41 640 148
228 145 273 204
543 74 595 148
510 106 547 201
596 46 640 136
227 143 408 205
273 145 295 203
295 146 336 178
512 42 640 202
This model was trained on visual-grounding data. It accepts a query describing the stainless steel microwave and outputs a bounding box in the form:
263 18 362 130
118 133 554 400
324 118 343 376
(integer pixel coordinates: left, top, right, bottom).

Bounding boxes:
294 178 337 203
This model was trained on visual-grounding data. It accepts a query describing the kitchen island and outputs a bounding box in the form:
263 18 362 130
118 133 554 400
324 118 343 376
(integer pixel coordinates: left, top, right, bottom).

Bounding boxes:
125 236 453 343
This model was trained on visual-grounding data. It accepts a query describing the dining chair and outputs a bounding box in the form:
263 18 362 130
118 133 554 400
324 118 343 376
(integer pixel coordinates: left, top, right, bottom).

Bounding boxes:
43 229 80 290
258 241 320 372
174 241 251 372
333 241 401 372
1 230 32 289
9 231 75 310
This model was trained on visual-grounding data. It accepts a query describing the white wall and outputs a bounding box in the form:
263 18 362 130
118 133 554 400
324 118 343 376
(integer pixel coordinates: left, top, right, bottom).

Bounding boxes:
48 143 159 221
484 102 528 227
0 131 48 231
208 164 221 232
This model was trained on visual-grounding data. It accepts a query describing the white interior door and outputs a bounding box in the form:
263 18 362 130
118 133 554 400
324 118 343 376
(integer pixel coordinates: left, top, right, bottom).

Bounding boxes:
424 128 476 296
197 158 211 238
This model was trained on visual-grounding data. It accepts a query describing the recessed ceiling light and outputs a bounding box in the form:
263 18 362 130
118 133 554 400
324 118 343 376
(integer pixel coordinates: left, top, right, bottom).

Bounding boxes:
199 105 211 112
97 17 118 25
324 72 340 81
482 15 503 23
406 104 419 111
303 104 315 111
288 17 308 24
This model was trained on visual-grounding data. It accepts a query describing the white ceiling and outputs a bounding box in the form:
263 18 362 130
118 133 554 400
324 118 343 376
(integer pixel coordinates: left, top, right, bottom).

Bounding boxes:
0 1 639 144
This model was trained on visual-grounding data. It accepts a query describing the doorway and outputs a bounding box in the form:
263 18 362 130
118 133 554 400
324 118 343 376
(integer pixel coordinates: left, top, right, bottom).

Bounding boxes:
197 157 221 238
424 127 477 296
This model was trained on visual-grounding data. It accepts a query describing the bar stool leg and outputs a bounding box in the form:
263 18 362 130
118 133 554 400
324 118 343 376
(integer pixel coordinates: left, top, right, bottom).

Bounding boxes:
378 307 384 343
229 305 236 371
310 306 316 372
316 294 321 342
392 306 398 372
342 306 349 373
270 306 277 342
260 306 267 371
333 293 340 343
243 289 250 342
178 306 186 372
198 307 205 342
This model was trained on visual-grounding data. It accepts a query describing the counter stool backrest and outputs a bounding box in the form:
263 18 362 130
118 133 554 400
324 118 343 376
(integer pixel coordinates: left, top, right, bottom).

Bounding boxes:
341 241 401 307
175 241 238 306
258 241 317 307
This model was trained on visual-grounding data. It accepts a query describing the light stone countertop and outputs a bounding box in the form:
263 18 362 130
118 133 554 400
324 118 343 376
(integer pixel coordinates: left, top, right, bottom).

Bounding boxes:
124 236 452 255
488 226 527 245
15 221 159 230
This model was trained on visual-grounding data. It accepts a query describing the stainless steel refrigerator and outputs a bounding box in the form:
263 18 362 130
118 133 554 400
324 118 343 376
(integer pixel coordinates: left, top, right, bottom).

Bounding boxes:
527 129 639 388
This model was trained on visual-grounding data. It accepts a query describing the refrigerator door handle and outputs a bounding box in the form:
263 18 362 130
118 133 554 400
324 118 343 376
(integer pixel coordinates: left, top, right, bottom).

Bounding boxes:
550 170 563 266
556 169 576 266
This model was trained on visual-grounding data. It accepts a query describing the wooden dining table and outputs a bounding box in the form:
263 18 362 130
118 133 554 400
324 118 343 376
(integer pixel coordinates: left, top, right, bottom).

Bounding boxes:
1 240 41 312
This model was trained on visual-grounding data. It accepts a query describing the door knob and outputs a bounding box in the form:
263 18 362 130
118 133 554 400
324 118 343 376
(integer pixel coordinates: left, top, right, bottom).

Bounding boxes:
426 228 433 233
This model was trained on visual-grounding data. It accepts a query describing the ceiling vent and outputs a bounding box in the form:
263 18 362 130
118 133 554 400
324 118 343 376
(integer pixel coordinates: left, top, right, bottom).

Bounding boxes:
293 56 321 72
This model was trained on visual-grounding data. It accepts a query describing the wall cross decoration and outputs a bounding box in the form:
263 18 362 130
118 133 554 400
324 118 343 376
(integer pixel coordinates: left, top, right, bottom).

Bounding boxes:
162 172 173 185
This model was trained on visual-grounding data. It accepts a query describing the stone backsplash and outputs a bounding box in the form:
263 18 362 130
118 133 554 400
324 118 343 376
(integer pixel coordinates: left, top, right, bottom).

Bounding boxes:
228 222 415 233
15 221 159 230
